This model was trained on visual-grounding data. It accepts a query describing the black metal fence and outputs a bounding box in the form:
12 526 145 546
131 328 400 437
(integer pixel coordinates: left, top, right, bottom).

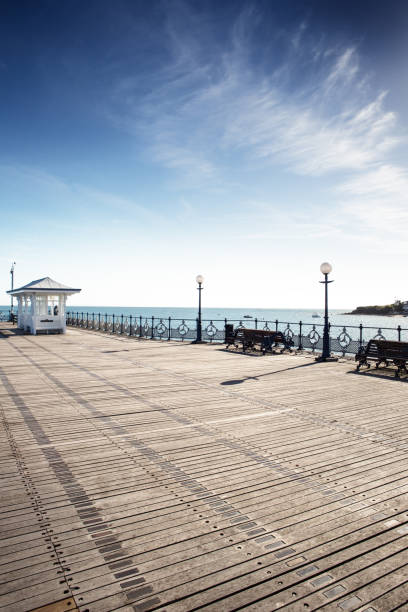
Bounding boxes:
66 311 408 357
0 309 13 322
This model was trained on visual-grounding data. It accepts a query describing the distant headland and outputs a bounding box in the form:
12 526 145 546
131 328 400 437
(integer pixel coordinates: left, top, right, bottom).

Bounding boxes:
346 300 408 316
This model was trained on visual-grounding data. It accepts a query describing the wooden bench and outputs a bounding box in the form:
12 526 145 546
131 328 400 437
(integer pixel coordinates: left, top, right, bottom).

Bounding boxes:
226 327 293 354
355 339 408 377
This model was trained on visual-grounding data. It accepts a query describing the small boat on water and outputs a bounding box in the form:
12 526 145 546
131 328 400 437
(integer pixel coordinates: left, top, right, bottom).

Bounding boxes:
243 315 253 318
312 312 320 318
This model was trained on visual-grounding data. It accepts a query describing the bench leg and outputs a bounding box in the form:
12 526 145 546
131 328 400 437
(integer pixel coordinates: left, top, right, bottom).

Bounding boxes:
394 361 406 378
356 358 368 371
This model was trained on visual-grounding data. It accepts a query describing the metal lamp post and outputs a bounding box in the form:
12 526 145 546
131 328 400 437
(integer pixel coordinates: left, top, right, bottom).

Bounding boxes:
193 274 204 343
10 262 16 319
316 262 337 362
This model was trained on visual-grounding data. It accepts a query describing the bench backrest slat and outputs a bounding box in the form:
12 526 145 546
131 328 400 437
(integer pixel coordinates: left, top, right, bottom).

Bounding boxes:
365 339 408 359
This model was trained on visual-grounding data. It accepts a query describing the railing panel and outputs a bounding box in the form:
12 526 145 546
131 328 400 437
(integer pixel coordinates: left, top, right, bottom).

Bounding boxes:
0 311 10 322
202 320 223 342
170 319 195 341
151 318 167 340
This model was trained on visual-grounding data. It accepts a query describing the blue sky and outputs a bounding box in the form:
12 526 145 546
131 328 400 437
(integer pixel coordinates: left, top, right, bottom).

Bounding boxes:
1 0 408 308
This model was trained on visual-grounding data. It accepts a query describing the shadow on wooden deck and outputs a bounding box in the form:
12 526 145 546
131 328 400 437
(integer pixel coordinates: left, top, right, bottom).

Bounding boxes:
220 360 318 385
349 368 408 382
0 323 25 338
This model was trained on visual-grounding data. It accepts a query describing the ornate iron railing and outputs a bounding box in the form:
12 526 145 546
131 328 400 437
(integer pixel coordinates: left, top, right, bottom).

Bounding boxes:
0 310 12 322
66 311 408 357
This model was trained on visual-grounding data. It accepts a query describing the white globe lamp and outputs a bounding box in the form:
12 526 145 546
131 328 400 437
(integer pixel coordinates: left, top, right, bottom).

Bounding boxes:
320 262 332 275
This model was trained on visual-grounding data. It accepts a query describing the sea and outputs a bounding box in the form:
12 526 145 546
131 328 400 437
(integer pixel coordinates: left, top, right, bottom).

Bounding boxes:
3 304 407 342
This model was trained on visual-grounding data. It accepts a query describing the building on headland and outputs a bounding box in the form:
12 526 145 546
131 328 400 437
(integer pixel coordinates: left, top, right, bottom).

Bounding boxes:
7 277 81 335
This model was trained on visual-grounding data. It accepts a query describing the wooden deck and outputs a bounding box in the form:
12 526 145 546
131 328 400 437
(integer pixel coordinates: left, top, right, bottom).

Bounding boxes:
1 324 408 612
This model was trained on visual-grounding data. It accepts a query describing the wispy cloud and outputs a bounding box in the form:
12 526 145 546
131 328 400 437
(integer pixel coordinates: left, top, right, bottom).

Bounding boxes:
337 164 408 244
77 185 163 222
0 164 161 223
338 164 408 197
107 8 402 188
324 47 359 91
291 21 308 50
0 164 70 192
102 3 408 253
221 88 398 176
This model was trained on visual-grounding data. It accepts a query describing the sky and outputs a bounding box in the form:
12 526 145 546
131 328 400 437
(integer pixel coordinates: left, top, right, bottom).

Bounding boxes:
1 0 408 308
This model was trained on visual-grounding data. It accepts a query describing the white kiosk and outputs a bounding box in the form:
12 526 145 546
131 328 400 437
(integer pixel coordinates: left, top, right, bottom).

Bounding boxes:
7 277 81 335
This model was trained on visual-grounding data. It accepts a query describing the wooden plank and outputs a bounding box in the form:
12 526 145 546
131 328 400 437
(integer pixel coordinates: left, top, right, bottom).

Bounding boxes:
30 597 77 612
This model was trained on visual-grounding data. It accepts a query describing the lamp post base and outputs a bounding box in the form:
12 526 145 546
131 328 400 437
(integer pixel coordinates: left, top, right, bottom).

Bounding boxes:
191 340 207 344
315 355 338 362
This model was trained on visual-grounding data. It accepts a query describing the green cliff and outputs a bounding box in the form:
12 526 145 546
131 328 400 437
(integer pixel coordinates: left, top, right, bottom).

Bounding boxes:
348 301 405 315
